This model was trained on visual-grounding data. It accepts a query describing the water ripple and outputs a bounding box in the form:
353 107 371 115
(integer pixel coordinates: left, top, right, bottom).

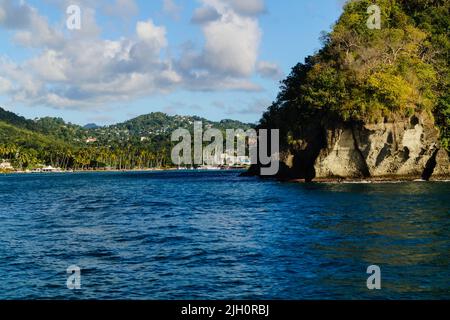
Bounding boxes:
0 171 448 299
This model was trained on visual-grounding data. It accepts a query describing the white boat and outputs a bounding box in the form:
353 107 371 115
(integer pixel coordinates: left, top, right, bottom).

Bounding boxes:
199 166 221 170
41 166 63 173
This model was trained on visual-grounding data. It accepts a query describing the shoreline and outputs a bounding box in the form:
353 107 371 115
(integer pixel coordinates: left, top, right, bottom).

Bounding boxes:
0 168 173 174
286 176 450 184
0 167 247 175
1 169 448 183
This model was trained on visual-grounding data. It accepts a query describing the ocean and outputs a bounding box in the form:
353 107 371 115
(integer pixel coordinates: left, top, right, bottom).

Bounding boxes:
0 171 448 299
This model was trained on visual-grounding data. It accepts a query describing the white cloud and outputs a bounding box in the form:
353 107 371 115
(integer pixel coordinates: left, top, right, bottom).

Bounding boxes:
13 18 64 48
0 76 12 94
0 58 44 102
202 12 261 77
26 50 68 82
72 7 101 39
136 19 168 49
0 0 275 110
0 13 176 109
181 0 264 84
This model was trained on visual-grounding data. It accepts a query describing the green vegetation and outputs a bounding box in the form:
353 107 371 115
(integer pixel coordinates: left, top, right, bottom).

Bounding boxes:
260 0 449 150
0 108 252 171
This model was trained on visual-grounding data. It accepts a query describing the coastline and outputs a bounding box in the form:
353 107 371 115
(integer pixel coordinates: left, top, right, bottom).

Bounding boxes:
286 176 450 184
0 168 173 175
0 167 247 175
2 169 448 184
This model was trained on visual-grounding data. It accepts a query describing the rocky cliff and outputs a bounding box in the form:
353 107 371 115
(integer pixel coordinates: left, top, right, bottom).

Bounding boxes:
248 1 450 182
257 113 450 182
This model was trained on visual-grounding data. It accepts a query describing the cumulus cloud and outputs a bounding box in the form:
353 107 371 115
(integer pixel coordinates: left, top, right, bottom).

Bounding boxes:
26 51 69 82
0 58 44 102
0 0 64 48
0 10 177 108
179 0 268 89
0 0 278 110
136 19 168 48
202 11 261 77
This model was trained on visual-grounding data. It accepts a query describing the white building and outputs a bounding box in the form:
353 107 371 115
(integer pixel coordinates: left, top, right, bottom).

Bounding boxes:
219 153 251 166
0 161 14 170
42 166 62 172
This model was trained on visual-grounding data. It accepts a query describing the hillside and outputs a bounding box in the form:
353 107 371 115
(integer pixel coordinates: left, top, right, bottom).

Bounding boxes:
254 0 449 181
87 112 252 145
0 120 74 170
0 107 87 144
0 108 252 171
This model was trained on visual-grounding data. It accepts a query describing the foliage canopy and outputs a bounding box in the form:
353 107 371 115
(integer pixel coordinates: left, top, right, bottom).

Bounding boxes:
261 0 449 150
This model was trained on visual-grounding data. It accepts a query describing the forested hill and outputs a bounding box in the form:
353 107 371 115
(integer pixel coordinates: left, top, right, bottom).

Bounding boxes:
91 112 253 145
260 0 449 151
0 107 252 170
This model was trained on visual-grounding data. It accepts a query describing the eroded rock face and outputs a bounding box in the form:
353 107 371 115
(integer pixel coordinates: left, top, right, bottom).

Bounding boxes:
314 125 370 178
432 149 450 179
275 113 449 181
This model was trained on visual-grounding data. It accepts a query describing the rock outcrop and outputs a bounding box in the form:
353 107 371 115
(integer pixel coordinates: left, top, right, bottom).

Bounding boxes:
431 149 450 179
256 113 450 181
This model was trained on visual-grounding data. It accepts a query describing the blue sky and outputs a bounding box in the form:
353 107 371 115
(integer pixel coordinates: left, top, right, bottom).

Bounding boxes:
0 0 344 125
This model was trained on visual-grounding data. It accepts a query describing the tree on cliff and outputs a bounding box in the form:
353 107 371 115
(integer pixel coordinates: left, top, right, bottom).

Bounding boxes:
260 0 449 151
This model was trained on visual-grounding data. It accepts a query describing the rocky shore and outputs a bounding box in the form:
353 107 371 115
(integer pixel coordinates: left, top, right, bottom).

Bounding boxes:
247 113 450 182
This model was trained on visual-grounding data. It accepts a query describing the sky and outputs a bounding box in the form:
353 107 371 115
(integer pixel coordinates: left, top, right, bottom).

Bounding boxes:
0 0 344 125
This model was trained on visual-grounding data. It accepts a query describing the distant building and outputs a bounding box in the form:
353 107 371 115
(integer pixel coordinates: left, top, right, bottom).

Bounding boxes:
86 137 97 143
42 166 61 172
219 153 251 166
0 161 14 170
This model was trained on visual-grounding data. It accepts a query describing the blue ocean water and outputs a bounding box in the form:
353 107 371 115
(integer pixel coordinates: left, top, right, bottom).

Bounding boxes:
0 171 448 300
